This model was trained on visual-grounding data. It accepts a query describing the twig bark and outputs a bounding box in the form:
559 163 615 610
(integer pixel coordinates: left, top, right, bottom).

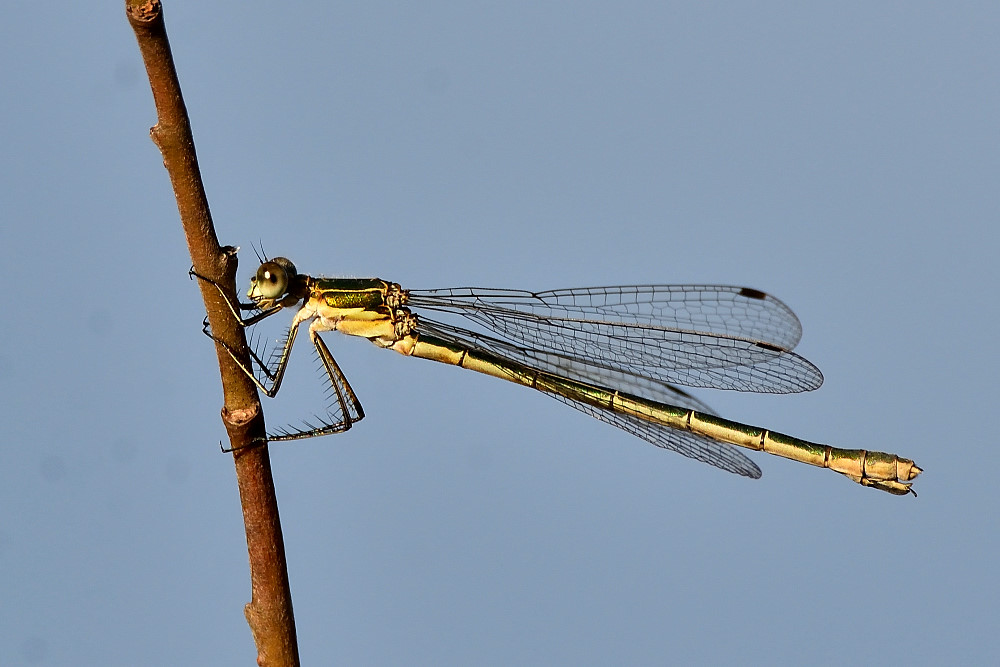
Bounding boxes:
126 1 299 664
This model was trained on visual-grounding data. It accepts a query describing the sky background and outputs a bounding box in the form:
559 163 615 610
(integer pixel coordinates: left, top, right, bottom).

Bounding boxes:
1 2 997 665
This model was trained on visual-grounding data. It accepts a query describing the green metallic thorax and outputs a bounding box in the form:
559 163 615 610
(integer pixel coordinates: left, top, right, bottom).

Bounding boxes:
309 277 393 310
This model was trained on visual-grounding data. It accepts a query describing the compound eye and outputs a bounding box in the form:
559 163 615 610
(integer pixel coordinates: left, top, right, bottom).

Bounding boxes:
252 261 288 299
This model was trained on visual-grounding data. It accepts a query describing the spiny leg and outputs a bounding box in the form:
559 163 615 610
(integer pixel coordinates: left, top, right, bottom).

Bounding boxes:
207 316 301 399
267 330 365 441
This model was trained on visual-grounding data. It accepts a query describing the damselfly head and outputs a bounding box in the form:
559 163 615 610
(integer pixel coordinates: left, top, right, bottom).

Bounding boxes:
248 257 298 303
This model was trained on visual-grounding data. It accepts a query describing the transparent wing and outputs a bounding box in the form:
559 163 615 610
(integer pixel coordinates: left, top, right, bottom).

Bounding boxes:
408 285 822 394
417 319 761 478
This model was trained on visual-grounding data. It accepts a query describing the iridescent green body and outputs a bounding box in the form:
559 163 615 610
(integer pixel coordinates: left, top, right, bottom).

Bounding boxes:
312 278 391 310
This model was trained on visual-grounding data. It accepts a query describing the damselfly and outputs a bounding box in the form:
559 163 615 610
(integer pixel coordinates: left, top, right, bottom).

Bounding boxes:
194 255 921 496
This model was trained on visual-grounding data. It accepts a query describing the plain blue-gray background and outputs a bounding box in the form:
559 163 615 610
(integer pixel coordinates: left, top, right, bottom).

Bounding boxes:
1 2 996 665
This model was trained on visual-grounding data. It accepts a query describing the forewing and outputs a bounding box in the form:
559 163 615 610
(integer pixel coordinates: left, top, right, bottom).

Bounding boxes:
408 285 822 394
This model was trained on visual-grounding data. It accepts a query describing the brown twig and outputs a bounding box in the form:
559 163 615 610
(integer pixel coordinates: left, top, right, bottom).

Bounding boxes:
125 1 299 664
